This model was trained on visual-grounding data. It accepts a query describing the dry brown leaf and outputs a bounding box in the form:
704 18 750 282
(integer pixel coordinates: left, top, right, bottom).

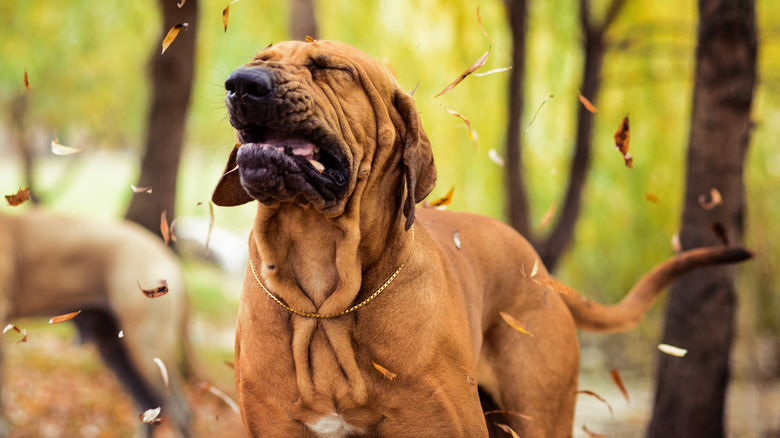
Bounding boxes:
140 407 163 425
698 188 723 210
372 362 397 380
161 23 188 54
476 6 500 49
526 94 553 133
577 390 614 418
711 221 729 245
610 368 630 405
645 193 660 203
582 424 610 438
153 358 169 391
534 277 577 296
222 0 241 32
160 211 172 245
24 69 30 90
51 139 83 155
495 423 521 438
613 116 633 168
499 311 534 337
131 184 153 194
48 310 81 324
429 187 455 208
435 48 490 98
442 105 478 147
658 343 687 357
578 91 598 114
452 230 461 250
305 35 316 42
3 324 29 344
5 187 30 206
538 202 556 230
138 279 169 298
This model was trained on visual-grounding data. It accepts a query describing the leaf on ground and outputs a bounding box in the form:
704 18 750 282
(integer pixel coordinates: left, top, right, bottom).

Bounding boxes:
538 202 556 230
582 424 610 437
613 115 632 168
51 139 83 155
488 149 505 166
138 279 169 298
578 91 598 113
429 187 455 208
495 423 521 438
442 105 479 147
476 6 500 49
577 390 614 419
452 230 461 250
222 0 241 32
658 343 687 357
49 311 81 324
5 187 30 206
526 94 553 133
131 184 152 194
161 23 188 54
372 362 397 381
139 407 163 425
153 358 169 391
499 311 534 337
698 188 723 210
435 48 490 98
610 368 630 405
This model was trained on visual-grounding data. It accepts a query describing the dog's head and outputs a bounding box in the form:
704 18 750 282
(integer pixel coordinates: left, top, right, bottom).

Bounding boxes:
212 40 436 229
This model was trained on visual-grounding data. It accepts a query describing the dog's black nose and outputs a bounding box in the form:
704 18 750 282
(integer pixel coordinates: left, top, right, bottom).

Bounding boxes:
225 67 273 102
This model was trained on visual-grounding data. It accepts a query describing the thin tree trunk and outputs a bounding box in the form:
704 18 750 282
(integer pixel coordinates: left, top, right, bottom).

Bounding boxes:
125 0 198 237
647 0 756 436
289 0 318 41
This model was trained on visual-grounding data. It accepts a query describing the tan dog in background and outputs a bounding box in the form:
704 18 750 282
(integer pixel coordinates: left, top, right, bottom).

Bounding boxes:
212 40 750 437
0 209 192 437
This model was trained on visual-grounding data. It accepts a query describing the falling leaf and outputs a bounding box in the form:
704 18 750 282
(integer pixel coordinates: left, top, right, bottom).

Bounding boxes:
577 390 614 418
140 407 163 425
160 211 173 245
476 6 500 49
205 201 215 258
153 358 170 391
671 233 682 254
372 362 397 380
711 221 729 245
177 0 185 7
51 139 83 155
429 187 455 208
610 368 630 405
5 187 30 206
24 69 30 90
534 277 577 297
222 0 241 32
48 310 81 324
698 188 723 210
538 202 556 230
305 35 316 42
3 324 28 344
409 81 420 96
582 424 610 438
161 23 188 54
613 116 633 168
442 105 479 147
452 230 461 250
131 184 152 194
434 48 490 98
472 66 512 77
645 193 660 203
526 94 553 133
488 149 505 166
658 343 688 357
578 91 598 114
495 424 521 438
138 279 169 298
499 311 534 337
200 382 240 414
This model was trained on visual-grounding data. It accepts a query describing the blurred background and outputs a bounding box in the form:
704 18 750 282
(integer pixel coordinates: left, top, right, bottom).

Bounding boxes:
0 0 778 436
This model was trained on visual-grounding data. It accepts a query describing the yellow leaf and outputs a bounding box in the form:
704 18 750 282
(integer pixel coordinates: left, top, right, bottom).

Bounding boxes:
499 311 534 336
429 187 455 208
435 48 490 98
48 311 81 324
372 362 397 380
578 90 598 113
161 23 188 54
222 0 241 32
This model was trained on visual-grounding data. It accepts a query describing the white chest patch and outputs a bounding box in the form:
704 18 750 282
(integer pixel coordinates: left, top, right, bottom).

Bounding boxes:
307 413 362 437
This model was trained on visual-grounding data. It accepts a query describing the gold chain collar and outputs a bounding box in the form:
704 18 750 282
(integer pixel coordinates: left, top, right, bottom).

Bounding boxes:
248 225 414 319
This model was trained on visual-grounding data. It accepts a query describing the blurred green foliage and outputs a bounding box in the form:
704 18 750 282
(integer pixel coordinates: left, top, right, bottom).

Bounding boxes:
1 0 778 337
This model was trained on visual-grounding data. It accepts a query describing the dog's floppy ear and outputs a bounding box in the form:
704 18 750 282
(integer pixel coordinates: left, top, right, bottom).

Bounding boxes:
212 146 253 207
394 90 437 230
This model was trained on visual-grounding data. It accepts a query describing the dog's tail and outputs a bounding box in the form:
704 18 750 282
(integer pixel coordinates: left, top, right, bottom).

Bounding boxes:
558 245 752 333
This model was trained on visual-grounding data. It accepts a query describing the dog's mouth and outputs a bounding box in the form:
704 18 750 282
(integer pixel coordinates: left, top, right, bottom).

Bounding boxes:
235 125 349 207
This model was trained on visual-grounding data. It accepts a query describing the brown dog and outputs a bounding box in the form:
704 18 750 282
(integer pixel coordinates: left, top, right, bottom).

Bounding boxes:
0 210 191 437
212 40 750 437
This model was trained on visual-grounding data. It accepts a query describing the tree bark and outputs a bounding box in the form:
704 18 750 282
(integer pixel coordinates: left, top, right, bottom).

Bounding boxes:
125 0 198 237
289 0 318 41
647 0 756 436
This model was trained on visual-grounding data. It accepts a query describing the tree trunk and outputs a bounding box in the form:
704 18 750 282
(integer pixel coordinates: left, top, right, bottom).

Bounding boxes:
647 0 756 436
289 0 318 41
125 0 198 237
